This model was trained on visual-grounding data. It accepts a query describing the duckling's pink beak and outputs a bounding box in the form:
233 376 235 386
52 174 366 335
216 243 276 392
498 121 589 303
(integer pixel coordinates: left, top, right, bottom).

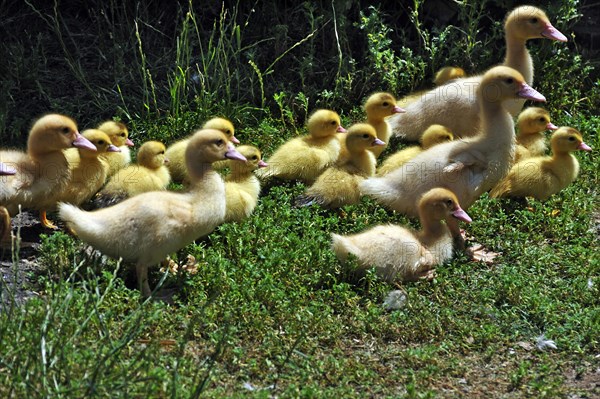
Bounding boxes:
372 138 386 146
392 106 406 114
0 162 16 175
225 144 247 162
73 133 97 151
230 136 240 144
517 83 546 102
541 23 568 42
336 126 347 133
258 160 268 168
107 144 121 153
577 142 592 152
452 207 472 223
125 138 134 146
546 122 558 130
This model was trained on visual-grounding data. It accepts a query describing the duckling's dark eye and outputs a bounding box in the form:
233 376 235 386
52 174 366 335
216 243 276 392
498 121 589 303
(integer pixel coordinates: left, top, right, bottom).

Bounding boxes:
120 133 126 137
225 129 231 135
98 140 105 145
505 78 514 84
61 127 71 134
251 155 258 160
216 139 225 146
445 199 453 206
330 121 337 126
158 150 165 154
539 117 545 122
382 101 389 107
568 137 576 142
530 17 539 24
362 134 370 139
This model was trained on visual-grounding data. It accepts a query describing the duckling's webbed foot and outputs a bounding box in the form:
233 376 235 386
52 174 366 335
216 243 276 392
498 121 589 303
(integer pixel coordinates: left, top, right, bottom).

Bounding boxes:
39 210 58 230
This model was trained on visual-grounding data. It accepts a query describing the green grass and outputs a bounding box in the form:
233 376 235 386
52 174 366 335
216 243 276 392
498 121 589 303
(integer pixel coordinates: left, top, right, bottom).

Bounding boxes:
1 1 599 397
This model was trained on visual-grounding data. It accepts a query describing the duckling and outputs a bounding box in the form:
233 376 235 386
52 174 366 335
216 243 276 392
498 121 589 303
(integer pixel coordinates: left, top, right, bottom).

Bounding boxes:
0 114 96 228
434 66 466 86
224 145 267 223
388 6 566 141
58 129 247 297
0 206 11 246
256 109 346 183
59 129 120 206
166 117 239 182
361 67 546 242
490 127 592 200
97 120 135 177
295 124 384 208
377 124 454 176
331 188 472 282
514 107 558 162
94 141 170 207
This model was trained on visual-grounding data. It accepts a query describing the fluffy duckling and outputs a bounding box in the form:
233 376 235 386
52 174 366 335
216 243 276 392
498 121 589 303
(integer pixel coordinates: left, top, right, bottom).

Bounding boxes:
361 67 545 241
434 66 466 86
166 117 239 182
363 92 404 158
377 124 454 176
256 109 346 183
59 129 247 297
388 6 566 141
490 127 592 200
224 145 267 223
94 141 170 207
514 107 558 162
0 114 96 228
331 188 472 282
59 129 120 206
295 124 384 208
97 120 135 177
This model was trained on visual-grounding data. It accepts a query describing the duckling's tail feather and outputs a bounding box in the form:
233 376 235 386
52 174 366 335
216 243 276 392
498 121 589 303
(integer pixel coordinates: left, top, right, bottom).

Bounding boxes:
58 202 103 238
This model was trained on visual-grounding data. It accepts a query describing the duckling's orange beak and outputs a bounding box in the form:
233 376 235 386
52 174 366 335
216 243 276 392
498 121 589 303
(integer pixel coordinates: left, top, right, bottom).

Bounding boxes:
452 207 472 223
517 83 546 102
73 133 97 151
231 136 240 144
126 138 134 146
372 138 386 146
546 122 558 130
107 144 121 153
225 144 247 162
577 142 592 152
0 162 16 175
336 126 347 133
258 160 268 168
392 106 406 114
541 23 567 42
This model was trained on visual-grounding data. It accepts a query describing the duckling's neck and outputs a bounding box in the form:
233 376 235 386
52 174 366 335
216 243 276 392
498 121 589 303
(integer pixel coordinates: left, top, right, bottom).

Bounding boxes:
227 168 253 182
417 216 448 247
504 35 533 84
367 117 389 140
188 163 221 190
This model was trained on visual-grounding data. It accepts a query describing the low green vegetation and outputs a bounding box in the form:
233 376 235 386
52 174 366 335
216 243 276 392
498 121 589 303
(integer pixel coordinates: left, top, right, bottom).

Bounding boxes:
0 1 598 397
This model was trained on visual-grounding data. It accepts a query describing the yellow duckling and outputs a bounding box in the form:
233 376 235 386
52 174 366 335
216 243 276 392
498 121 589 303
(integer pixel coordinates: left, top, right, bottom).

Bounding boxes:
377 124 454 176
256 109 346 183
94 141 171 207
514 107 558 162
224 145 267 223
331 188 472 282
59 129 120 206
364 92 405 158
58 129 247 297
295 124 384 208
434 66 467 86
166 117 239 182
388 6 566 141
490 127 592 200
0 114 96 228
97 120 135 177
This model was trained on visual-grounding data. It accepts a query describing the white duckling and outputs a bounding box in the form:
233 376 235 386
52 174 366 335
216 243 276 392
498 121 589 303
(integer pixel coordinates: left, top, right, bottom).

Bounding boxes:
256 109 346 183
514 107 558 162
490 127 592 200
377 124 454 176
97 120 135 177
295 123 384 208
94 141 171 207
360 67 546 240
59 129 120 206
224 145 267 223
58 129 247 297
331 188 472 282
166 117 239 182
388 6 566 141
0 114 96 228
